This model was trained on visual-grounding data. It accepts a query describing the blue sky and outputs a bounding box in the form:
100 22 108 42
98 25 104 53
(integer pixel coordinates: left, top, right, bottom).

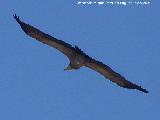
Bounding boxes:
1 0 160 120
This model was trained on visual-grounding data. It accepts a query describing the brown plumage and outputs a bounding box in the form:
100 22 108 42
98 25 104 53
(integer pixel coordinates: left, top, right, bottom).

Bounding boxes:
14 14 148 93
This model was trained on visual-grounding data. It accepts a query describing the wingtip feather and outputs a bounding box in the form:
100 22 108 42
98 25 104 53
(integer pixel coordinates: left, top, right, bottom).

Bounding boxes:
136 86 148 93
13 14 21 24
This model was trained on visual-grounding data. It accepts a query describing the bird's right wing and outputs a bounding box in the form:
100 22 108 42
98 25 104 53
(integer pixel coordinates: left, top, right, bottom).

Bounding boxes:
85 58 148 93
14 14 75 59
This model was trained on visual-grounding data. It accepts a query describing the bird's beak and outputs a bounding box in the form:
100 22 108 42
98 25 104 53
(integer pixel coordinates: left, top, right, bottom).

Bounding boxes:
64 65 73 71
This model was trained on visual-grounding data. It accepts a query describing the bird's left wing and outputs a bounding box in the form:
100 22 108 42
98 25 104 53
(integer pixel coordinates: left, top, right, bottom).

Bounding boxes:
14 14 75 59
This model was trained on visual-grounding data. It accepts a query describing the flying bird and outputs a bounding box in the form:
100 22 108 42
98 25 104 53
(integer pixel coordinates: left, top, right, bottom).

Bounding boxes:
14 14 148 93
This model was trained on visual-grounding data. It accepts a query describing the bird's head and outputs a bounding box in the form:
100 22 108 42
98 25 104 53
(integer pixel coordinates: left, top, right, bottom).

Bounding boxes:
64 64 73 71
64 63 81 71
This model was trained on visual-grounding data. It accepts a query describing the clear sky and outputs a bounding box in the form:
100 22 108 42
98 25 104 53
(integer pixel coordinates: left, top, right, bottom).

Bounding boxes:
1 0 160 120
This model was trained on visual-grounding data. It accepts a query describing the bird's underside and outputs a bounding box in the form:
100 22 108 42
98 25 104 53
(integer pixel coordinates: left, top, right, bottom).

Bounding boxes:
14 14 148 93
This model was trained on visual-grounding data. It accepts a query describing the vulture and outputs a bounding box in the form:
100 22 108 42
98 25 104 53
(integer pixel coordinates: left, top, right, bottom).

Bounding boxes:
14 14 148 93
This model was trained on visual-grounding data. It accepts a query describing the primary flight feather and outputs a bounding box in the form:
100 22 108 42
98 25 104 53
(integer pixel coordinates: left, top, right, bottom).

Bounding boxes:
14 14 148 93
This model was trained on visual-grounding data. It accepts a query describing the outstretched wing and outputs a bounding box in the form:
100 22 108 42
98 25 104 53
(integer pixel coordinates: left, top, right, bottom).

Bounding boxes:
14 14 148 93
14 14 75 59
85 58 148 93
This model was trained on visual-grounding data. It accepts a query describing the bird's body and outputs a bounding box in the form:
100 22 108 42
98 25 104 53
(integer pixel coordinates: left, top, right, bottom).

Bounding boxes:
14 14 148 93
